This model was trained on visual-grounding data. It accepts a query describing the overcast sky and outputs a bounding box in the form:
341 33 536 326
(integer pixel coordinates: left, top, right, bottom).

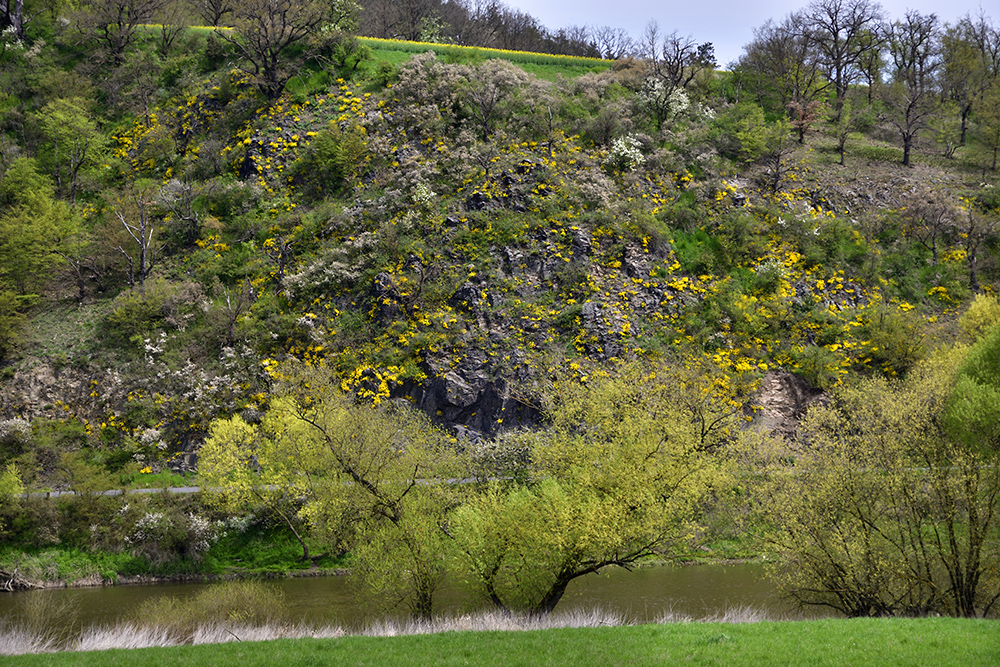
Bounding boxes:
504 0 995 66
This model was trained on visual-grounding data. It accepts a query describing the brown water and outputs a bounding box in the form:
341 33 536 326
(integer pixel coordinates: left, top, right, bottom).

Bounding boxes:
0 562 829 631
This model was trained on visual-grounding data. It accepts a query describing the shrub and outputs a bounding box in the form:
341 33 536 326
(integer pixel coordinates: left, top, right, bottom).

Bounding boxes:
790 344 841 389
121 507 217 565
604 134 645 172
102 278 203 348
291 121 369 201
959 293 1000 341
131 580 290 636
0 418 32 462
856 305 926 377
0 285 25 360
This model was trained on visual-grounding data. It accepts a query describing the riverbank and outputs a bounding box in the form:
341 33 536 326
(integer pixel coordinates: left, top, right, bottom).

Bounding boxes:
0 528 760 591
0 518 351 591
2 566 350 591
3 617 997 665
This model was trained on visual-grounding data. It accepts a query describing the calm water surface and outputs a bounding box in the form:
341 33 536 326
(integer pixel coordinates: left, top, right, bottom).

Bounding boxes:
0 562 830 630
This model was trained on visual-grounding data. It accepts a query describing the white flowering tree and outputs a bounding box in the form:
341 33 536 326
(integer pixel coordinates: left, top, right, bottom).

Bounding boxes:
605 134 645 172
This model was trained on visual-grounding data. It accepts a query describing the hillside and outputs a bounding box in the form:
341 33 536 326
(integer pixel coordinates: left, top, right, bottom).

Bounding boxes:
1 34 995 458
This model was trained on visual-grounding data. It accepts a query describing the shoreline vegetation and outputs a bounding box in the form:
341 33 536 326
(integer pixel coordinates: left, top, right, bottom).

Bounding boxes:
1 550 754 591
1 614 997 664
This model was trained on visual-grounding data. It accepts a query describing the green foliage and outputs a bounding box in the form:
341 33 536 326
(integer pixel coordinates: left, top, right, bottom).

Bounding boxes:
757 349 1000 618
854 303 926 377
201 33 236 73
452 361 733 614
0 544 147 585
672 229 723 274
291 120 369 200
102 278 202 348
36 97 106 202
201 520 341 574
371 59 397 86
708 103 767 161
200 361 464 614
0 463 23 508
0 157 54 207
0 285 25 360
0 163 76 295
788 344 842 389
946 324 1000 455
307 31 373 76
56 451 117 498
959 293 1000 341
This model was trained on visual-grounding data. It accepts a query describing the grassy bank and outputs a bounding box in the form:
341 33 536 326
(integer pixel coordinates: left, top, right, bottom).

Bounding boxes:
3 617 997 666
0 518 345 588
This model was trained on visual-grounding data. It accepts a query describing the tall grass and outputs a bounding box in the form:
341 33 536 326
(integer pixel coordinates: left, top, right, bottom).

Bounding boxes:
0 605 770 655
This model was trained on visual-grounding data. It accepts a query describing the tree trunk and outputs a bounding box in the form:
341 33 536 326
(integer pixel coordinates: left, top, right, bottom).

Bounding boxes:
969 250 980 293
534 575 573 615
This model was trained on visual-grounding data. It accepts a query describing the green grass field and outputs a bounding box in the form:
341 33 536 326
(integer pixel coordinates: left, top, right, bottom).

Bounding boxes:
4 618 997 666
362 36 613 80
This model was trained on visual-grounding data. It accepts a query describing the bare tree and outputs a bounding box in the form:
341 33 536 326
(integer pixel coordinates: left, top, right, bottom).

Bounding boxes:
76 0 168 65
900 188 953 265
833 96 869 165
639 22 714 130
263 233 296 286
359 0 440 41
219 278 256 346
158 179 215 248
447 0 501 46
979 79 1000 170
463 59 530 141
804 0 886 103
854 27 885 103
1 0 56 39
737 13 830 113
881 10 940 167
188 0 234 26
38 98 106 205
593 25 634 60
0 0 25 39
114 184 161 287
154 0 187 56
957 200 1000 293
641 22 713 92
492 5 543 52
942 13 1000 146
220 0 337 99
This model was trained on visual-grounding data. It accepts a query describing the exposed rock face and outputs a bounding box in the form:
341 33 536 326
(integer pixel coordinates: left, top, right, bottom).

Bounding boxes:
0 360 95 420
753 370 827 438
405 350 541 440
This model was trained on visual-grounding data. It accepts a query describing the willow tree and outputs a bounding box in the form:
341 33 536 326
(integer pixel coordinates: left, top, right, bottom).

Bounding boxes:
758 343 1000 618
451 361 735 615
199 360 465 619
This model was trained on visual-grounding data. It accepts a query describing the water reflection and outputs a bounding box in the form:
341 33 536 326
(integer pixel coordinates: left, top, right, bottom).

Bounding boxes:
0 562 831 631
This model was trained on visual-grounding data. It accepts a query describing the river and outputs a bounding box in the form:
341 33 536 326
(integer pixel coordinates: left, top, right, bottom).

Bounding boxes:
0 562 833 631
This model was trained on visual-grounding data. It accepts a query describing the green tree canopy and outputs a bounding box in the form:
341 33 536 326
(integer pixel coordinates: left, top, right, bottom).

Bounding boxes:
199 360 465 618
451 361 733 614
758 347 1000 618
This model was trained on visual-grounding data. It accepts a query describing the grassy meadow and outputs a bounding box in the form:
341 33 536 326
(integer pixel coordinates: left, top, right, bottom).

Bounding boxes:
2 617 997 666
